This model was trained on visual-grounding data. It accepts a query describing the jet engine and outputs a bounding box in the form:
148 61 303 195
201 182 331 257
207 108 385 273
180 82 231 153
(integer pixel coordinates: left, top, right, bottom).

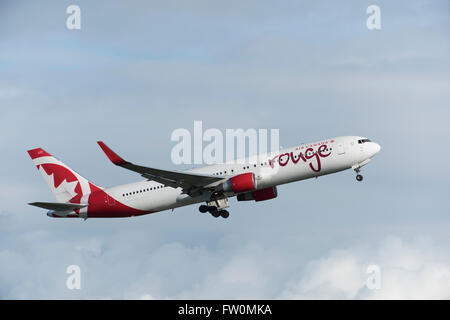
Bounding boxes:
237 186 278 202
220 172 256 194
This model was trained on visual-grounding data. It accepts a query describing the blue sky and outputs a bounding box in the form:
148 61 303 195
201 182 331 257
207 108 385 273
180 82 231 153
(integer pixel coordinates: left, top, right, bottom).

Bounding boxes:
0 0 449 299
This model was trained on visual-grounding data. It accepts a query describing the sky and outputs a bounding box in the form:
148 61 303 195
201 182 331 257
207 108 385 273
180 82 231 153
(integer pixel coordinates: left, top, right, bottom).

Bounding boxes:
0 0 449 299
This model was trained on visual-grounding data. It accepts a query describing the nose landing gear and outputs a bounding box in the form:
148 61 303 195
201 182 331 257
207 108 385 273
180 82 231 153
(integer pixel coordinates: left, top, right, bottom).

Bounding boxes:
354 167 363 182
352 159 372 182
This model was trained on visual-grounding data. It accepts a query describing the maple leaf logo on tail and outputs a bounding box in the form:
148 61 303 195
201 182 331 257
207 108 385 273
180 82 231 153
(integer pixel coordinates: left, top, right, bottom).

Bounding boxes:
27 148 101 203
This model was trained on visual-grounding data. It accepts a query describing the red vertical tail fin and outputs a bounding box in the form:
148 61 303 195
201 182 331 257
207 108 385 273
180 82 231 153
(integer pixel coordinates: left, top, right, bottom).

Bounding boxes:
27 148 101 203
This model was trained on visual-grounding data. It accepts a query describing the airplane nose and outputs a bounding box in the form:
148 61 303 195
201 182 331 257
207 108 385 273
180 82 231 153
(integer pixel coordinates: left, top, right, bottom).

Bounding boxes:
370 142 381 157
374 143 381 153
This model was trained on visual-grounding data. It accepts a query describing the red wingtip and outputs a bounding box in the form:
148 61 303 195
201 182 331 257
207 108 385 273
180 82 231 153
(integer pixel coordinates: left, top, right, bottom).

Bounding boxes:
97 141 128 166
27 148 51 160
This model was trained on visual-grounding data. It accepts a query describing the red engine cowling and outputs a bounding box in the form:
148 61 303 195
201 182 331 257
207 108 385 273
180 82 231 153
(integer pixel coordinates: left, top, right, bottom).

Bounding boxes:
222 173 256 193
237 186 278 202
253 187 278 202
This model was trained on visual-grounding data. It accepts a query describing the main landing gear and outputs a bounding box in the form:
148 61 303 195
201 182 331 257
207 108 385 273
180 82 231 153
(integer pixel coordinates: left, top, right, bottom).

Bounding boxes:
199 205 230 219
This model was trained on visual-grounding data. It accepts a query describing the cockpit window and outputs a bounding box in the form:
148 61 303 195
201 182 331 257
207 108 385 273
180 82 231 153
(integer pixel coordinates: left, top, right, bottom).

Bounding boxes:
358 139 371 144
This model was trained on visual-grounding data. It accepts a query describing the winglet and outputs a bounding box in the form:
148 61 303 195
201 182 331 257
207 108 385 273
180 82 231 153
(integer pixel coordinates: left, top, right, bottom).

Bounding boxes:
97 141 129 166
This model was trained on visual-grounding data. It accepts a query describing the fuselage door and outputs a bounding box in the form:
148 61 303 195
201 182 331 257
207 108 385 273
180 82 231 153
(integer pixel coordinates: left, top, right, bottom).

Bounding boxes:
337 143 345 155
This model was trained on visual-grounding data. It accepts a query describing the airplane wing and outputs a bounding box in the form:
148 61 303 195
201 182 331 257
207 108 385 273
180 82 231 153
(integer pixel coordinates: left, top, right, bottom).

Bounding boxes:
29 202 87 211
97 141 224 194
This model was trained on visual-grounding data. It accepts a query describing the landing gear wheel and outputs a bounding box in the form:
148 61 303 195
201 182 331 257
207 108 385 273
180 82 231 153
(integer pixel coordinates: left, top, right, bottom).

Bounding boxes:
220 210 230 219
208 206 217 213
211 210 221 218
199 205 208 213
208 206 220 218
356 174 363 182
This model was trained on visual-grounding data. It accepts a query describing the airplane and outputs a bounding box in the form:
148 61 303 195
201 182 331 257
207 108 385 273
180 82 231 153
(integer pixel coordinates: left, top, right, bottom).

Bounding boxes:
27 136 381 219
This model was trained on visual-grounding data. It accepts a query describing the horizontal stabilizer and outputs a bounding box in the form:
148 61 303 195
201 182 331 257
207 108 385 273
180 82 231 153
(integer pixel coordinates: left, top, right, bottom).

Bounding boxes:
28 202 87 211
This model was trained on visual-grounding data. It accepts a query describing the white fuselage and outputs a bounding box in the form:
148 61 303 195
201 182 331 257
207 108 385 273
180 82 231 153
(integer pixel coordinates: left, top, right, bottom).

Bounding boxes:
103 136 381 214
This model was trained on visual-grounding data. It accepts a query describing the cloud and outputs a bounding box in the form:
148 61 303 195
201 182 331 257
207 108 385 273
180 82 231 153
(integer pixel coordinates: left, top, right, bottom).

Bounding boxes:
139 294 155 300
280 236 450 299
280 250 366 299
2 201 450 300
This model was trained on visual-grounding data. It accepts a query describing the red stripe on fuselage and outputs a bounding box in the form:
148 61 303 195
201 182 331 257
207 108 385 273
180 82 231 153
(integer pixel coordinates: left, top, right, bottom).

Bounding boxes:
86 183 152 218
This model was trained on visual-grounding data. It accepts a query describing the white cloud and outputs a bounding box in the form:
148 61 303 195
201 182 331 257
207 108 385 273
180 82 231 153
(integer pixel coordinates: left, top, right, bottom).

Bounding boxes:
279 236 450 299
139 294 155 300
2 198 450 300
281 250 366 299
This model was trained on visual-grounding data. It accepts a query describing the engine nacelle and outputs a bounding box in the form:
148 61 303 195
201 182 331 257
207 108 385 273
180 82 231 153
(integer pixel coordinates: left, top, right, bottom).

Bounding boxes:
221 173 256 194
237 186 278 202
